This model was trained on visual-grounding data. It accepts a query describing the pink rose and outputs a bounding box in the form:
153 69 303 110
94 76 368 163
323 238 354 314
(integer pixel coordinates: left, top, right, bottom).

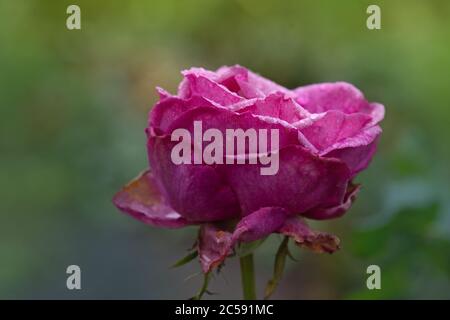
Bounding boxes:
113 65 384 273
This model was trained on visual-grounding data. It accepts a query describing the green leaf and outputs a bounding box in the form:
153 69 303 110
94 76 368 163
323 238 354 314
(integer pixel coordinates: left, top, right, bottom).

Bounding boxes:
264 236 290 299
171 250 198 268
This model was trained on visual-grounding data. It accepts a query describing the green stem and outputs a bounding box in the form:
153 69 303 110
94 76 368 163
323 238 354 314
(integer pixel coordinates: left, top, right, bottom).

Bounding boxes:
240 253 256 300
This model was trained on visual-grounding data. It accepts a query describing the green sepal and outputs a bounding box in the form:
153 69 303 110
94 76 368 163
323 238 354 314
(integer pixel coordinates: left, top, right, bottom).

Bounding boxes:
264 236 290 299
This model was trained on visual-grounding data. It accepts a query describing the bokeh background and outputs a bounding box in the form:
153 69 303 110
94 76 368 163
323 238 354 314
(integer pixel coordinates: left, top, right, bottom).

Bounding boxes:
1 0 449 299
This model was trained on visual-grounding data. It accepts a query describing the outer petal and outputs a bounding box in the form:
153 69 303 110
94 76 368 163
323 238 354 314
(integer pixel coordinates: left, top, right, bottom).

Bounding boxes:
322 126 381 177
278 217 340 253
297 110 372 153
232 207 289 242
364 102 385 126
302 183 361 220
294 82 369 114
225 145 351 216
112 170 190 228
147 135 241 222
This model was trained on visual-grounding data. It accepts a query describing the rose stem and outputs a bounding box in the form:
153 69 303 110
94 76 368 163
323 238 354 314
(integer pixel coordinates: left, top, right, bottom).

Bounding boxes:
239 253 256 300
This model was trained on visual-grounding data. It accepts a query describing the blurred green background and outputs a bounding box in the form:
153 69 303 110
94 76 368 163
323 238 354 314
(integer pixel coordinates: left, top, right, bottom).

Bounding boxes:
1 0 449 299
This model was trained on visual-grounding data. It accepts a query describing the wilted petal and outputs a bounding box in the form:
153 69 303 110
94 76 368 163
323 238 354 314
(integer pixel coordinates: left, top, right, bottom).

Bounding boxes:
232 207 289 242
198 207 289 273
225 145 350 216
279 217 340 253
294 82 369 114
112 170 190 228
198 223 233 273
302 183 361 220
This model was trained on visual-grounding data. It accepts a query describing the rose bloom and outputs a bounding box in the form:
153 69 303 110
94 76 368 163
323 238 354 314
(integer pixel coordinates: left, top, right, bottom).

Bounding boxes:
113 65 384 273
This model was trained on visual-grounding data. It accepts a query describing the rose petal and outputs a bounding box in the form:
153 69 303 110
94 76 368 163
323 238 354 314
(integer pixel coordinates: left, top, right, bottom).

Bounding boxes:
278 217 340 253
147 135 241 222
302 183 361 220
364 102 385 126
198 223 233 273
235 93 310 123
164 105 300 154
112 170 190 228
297 110 372 152
180 69 244 106
294 82 369 114
232 207 289 243
325 136 379 177
149 95 216 134
217 65 290 98
225 145 351 216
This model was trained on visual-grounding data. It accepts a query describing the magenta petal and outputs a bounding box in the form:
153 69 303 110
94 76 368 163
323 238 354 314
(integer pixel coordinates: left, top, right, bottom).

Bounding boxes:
364 102 385 126
147 135 241 222
298 110 372 152
302 183 360 220
278 217 340 253
225 145 350 216
198 223 233 273
325 136 379 177
165 105 300 152
232 207 289 242
112 170 190 228
215 65 290 98
149 95 216 134
322 126 381 176
235 93 310 123
180 70 244 106
294 82 369 114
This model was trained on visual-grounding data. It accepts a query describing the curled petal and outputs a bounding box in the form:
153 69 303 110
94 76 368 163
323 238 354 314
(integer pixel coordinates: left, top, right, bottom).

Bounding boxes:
235 93 310 123
325 136 379 177
279 217 340 253
181 65 290 99
302 183 361 220
294 82 368 114
364 102 385 126
232 207 289 243
298 110 372 153
112 170 190 228
180 70 244 106
217 65 290 98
